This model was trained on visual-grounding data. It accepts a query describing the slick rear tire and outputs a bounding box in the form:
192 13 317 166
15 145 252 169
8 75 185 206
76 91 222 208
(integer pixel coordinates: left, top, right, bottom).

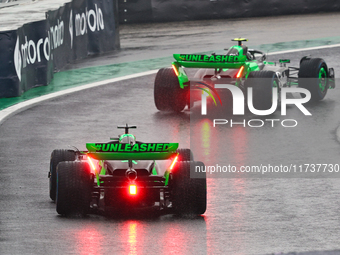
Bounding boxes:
245 70 279 111
171 161 206 215
176 148 194 161
154 67 187 112
56 161 92 216
49 149 76 201
298 58 328 101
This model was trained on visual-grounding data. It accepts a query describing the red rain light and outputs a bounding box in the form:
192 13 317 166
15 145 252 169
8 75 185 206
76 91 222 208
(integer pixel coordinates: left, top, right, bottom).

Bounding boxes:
129 184 137 195
87 156 96 172
236 66 244 78
169 155 178 171
172 64 179 76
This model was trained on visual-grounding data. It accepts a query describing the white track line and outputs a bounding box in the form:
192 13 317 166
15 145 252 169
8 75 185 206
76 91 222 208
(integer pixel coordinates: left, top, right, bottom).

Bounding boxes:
266 43 340 55
1 43 340 126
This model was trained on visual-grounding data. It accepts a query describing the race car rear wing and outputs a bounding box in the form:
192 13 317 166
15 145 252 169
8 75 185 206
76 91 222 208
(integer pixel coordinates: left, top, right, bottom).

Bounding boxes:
85 142 179 160
173 54 246 69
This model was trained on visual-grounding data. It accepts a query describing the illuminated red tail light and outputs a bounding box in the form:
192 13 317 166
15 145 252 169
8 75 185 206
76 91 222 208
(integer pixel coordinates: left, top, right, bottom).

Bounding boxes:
87 156 96 173
172 64 179 76
236 65 244 78
169 155 178 171
129 184 137 195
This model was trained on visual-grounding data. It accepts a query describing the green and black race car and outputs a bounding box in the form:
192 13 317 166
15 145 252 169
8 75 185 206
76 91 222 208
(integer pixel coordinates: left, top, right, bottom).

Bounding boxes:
154 38 335 112
48 125 206 216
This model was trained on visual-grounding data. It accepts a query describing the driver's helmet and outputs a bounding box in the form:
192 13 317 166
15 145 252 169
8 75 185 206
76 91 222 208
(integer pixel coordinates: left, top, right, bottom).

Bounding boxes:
119 133 136 145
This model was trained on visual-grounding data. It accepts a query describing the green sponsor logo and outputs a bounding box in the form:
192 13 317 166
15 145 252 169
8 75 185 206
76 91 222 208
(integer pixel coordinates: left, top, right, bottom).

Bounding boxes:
87 143 176 152
179 54 239 63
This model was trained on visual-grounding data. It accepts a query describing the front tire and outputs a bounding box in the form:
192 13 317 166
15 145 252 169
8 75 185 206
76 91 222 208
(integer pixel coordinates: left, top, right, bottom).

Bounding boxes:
154 67 187 112
171 161 206 215
298 58 328 101
56 161 92 216
49 149 76 201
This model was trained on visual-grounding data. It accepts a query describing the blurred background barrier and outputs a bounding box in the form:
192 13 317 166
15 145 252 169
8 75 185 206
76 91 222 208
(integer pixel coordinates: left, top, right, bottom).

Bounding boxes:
0 0 120 98
1 0 339 99
118 0 340 23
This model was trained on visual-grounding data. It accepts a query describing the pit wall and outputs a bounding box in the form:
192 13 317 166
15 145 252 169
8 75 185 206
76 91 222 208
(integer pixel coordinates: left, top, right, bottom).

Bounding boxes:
118 0 340 23
0 0 120 98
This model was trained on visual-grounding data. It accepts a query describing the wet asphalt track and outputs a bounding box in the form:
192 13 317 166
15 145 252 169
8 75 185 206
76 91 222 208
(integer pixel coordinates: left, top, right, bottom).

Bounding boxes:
2 14 340 255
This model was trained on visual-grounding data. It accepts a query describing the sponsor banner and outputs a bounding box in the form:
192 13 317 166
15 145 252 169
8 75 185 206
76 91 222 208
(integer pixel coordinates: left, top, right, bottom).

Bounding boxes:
0 0 119 98
68 0 117 63
83 0 120 55
0 30 20 98
86 143 179 152
16 20 53 93
46 3 71 71
176 54 244 63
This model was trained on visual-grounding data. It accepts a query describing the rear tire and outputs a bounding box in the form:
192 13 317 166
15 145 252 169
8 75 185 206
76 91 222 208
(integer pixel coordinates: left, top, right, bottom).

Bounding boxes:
298 58 328 101
171 161 206 215
56 161 92 216
49 149 76 201
154 67 187 112
176 148 194 161
245 70 279 111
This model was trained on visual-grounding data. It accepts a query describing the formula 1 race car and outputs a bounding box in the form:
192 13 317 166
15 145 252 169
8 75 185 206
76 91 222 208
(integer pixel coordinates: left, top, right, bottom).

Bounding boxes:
154 38 336 112
48 125 206 216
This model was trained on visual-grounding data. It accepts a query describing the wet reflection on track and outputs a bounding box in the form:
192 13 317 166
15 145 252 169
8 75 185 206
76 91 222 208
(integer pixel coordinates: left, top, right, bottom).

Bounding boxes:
65 215 207 255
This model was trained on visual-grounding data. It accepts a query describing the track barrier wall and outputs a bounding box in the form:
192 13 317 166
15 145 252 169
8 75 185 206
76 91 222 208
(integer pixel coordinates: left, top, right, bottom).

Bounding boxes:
0 0 120 98
118 0 340 23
